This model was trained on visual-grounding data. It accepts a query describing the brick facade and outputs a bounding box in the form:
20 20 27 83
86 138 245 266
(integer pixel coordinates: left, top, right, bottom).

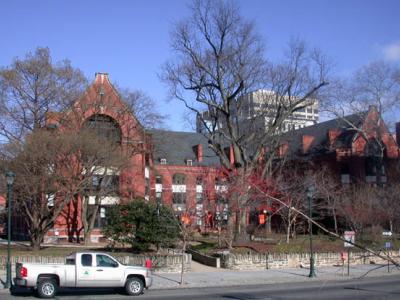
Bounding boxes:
4 73 399 243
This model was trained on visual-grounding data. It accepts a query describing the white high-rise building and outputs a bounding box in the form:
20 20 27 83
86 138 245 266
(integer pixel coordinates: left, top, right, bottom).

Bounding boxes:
196 90 319 133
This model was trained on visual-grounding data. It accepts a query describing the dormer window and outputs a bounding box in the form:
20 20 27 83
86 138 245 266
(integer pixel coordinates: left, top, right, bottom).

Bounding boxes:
186 159 193 166
160 158 167 165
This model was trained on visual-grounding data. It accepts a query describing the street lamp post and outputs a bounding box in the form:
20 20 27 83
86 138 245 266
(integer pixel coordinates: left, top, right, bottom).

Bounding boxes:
4 171 15 289
308 185 316 278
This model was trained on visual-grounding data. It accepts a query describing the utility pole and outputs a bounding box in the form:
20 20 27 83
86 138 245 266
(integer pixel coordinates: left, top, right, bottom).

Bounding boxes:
308 185 316 278
4 171 15 289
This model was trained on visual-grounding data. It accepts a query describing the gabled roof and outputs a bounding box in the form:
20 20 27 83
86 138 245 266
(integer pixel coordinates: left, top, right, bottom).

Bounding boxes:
148 130 220 167
281 112 366 157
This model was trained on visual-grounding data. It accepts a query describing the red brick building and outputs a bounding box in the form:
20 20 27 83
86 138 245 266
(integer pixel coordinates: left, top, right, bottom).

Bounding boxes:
279 106 399 185
4 73 399 243
42 73 225 243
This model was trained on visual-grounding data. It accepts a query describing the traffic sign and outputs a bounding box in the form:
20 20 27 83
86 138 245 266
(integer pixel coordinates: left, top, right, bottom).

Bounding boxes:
344 231 355 247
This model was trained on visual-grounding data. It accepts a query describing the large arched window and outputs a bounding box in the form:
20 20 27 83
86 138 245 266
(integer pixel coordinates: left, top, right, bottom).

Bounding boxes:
84 114 121 144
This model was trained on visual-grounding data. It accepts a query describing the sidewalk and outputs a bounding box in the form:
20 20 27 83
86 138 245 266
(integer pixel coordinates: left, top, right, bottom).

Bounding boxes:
151 262 400 289
0 262 399 293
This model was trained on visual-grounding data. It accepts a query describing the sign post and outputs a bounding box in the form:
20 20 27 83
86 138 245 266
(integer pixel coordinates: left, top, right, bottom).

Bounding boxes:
383 231 392 273
343 231 355 276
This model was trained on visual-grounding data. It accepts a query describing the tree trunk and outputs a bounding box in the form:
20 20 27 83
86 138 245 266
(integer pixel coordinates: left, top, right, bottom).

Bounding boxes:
81 196 99 246
286 210 291 244
291 222 296 239
226 215 235 250
286 223 291 244
234 209 250 242
217 225 222 247
179 234 187 285
83 229 91 245
266 200 272 233
31 231 44 251
332 208 338 235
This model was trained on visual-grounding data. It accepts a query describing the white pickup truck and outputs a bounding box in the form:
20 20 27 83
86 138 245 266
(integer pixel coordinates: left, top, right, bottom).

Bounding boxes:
13 251 152 298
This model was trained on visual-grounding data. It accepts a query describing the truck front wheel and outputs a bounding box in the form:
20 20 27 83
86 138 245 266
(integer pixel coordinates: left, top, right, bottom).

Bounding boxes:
37 279 58 298
125 277 144 296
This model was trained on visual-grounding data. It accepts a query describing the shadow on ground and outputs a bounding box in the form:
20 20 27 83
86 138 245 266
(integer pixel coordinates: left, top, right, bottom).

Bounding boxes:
9 286 132 298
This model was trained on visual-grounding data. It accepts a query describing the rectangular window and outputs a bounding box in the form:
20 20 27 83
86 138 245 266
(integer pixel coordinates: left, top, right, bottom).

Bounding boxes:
96 254 118 268
186 159 193 166
89 175 119 195
145 178 150 197
173 193 186 204
341 174 351 184
81 254 92 267
196 192 203 204
365 158 377 176
91 206 109 228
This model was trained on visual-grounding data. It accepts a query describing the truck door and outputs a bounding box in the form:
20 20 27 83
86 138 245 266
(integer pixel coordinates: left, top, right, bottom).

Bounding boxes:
76 253 100 287
94 254 123 286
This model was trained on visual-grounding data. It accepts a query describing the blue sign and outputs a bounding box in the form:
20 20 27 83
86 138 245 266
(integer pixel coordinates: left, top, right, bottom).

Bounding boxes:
385 242 391 249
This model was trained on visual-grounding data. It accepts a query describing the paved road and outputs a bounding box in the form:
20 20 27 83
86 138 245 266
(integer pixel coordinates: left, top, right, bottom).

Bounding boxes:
3 275 400 299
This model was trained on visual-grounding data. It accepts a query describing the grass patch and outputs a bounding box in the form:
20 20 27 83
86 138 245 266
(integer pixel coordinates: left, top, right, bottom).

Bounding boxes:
191 241 217 254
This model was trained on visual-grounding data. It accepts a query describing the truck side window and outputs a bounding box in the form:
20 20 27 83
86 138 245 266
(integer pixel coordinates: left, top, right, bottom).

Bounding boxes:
96 254 118 268
81 254 92 267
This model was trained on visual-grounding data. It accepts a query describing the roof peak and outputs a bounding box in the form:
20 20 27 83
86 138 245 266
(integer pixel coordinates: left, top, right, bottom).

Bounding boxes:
94 72 109 84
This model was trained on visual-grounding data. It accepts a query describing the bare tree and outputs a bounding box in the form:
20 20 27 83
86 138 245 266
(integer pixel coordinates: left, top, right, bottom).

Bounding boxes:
0 48 88 249
116 87 168 129
314 166 343 235
2 129 116 250
0 47 87 143
272 166 313 243
322 61 400 187
252 183 400 268
336 184 383 234
162 0 329 241
0 49 157 247
325 61 400 124
376 183 400 233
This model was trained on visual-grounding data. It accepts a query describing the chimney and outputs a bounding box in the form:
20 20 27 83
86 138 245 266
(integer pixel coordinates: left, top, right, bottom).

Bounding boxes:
95 72 109 84
45 112 60 128
223 146 235 165
302 135 315 153
278 143 289 157
396 122 400 146
193 144 203 162
229 145 235 165
328 129 341 145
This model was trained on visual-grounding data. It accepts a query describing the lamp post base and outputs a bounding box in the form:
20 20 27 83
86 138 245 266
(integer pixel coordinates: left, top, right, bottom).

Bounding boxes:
4 261 12 289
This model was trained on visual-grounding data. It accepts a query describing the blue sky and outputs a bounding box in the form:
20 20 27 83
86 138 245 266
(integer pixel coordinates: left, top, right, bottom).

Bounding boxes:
1 0 399 131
